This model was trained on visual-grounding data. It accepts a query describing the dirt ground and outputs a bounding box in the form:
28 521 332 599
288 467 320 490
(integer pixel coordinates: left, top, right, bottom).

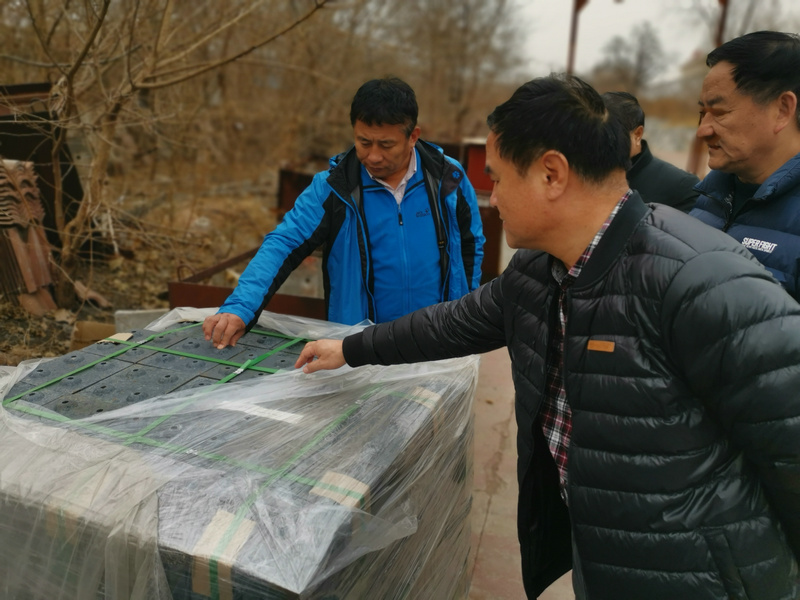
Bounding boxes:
1 189 279 367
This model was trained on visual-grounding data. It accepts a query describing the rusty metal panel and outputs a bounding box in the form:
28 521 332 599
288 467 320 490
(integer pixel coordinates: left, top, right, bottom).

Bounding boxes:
169 243 327 322
0 83 50 117
277 169 314 220
167 280 233 310
461 141 503 281
0 82 84 249
478 203 503 283
168 280 326 321
463 142 493 193
436 142 464 165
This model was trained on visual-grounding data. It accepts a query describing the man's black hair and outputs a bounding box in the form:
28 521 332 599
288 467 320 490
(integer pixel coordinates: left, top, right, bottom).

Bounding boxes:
350 77 418 136
487 74 630 182
602 91 645 133
707 31 800 127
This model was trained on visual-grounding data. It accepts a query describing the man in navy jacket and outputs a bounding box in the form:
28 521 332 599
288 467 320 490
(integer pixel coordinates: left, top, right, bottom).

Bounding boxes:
691 31 800 300
204 78 484 348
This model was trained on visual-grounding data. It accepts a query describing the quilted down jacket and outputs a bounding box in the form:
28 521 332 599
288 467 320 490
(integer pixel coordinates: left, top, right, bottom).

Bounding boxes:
690 151 800 301
343 194 800 599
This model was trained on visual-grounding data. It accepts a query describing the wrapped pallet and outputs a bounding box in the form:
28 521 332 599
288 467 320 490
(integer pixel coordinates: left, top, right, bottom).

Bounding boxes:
0 308 478 600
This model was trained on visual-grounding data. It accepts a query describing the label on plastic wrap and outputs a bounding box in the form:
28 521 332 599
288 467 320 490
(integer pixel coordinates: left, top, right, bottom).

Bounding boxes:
410 386 443 433
192 509 255 600
219 401 303 424
310 471 371 510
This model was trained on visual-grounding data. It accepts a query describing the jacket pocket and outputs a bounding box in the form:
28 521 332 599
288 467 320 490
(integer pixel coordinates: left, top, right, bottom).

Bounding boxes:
702 528 748 600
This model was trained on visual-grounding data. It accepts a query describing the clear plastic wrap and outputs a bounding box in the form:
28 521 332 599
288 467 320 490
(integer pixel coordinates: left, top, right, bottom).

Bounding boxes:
0 308 478 599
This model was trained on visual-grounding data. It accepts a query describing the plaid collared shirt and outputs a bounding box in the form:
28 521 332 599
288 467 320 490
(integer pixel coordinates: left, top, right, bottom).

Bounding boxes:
539 190 631 504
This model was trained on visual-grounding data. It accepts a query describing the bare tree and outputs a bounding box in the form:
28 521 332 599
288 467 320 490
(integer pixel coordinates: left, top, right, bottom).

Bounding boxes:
371 0 524 141
2 0 330 302
683 0 792 45
0 0 526 309
588 21 667 95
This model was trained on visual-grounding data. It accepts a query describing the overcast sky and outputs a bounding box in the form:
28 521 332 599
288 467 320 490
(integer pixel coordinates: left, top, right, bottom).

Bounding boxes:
518 0 717 82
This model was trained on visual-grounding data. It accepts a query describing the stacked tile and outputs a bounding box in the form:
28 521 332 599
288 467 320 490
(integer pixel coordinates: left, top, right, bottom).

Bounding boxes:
0 158 55 312
0 312 478 599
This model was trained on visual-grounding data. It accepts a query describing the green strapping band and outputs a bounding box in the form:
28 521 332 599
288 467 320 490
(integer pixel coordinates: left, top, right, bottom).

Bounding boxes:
1 322 203 406
3 327 303 406
3 344 134 406
3 323 379 597
4 324 368 500
208 402 362 600
122 337 305 444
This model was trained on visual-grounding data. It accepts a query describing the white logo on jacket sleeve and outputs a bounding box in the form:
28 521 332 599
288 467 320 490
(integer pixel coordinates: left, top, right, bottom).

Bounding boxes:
742 237 778 253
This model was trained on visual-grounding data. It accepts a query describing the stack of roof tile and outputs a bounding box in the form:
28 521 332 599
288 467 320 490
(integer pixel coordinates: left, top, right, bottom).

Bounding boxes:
0 309 477 599
0 158 55 313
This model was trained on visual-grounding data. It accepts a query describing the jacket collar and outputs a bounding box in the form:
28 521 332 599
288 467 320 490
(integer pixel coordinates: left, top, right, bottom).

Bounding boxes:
415 139 446 180
573 191 650 289
695 150 800 204
326 146 363 200
325 139 448 201
627 139 653 180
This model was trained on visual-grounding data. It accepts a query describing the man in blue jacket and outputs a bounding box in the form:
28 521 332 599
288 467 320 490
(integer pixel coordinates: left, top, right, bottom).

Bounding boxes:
691 31 800 300
204 77 485 348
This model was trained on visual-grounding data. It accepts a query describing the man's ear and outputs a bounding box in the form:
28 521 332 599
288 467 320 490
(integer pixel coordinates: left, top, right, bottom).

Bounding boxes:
539 150 569 197
774 91 798 134
632 125 644 155
409 126 422 145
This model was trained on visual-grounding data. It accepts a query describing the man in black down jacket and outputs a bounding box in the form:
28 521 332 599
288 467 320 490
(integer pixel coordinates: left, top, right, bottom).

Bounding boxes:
295 75 800 600
602 91 700 212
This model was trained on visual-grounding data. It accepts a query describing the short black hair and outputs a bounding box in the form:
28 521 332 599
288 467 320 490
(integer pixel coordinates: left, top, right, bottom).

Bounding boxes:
487 74 630 182
349 77 418 136
602 91 645 133
707 31 800 127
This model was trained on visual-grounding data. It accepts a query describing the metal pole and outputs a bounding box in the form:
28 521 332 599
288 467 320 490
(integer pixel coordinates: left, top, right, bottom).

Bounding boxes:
567 0 583 75
686 0 730 175
715 0 730 47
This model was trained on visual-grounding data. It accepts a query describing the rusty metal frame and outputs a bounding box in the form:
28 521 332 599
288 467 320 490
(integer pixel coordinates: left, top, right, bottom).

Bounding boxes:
167 246 326 320
0 82 51 116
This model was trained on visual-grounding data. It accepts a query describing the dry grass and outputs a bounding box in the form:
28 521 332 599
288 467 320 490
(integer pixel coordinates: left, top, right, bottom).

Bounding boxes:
1 177 280 366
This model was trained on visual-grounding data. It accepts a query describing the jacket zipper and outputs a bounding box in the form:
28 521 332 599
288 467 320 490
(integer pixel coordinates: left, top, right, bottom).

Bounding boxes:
561 286 572 507
398 201 411 313
338 189 377 321
722 193 734 232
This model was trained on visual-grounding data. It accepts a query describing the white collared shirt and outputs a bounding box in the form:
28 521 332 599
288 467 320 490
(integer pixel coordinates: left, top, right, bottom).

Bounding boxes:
367 150 418 205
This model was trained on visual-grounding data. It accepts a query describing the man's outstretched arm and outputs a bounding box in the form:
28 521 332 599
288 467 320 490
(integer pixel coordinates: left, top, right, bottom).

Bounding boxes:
297 277 508 374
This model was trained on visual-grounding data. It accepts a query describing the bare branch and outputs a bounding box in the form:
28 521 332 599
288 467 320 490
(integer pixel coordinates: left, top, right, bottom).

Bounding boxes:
24 0 66 76
154 0 283 72
0 53 71 68
66 0 111 81
234 58 338 84
138 0 330 90
45 0 72 47
154 0 175 59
